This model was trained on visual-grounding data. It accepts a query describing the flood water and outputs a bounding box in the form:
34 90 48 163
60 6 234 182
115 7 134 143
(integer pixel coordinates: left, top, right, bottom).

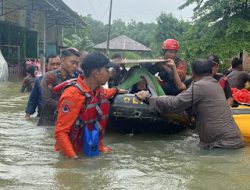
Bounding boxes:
0 81 250 190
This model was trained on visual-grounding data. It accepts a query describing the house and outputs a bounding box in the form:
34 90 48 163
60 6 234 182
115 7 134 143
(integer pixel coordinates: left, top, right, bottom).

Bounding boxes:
94 35 151 53
0 0 85 75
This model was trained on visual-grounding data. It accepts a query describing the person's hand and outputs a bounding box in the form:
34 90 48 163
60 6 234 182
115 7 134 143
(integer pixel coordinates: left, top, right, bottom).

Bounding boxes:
117 89 127 94
163 59 176 70
135 90 148 101
120 62 126 69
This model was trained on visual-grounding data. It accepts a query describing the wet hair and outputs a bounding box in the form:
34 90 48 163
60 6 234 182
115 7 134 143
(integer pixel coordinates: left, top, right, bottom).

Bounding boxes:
112 53 122 60
60 47 80 58
207 54 220 65
26 65 36 78
81 52 109 77
231 57 243 68
46 54 58 64
192 60 213 76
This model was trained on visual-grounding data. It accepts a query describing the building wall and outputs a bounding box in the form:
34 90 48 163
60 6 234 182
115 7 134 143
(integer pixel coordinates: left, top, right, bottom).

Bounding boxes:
0 0 63 58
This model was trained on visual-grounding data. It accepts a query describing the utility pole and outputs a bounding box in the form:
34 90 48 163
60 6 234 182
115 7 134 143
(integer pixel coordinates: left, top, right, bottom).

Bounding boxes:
42 12 46 76
106 0 113 55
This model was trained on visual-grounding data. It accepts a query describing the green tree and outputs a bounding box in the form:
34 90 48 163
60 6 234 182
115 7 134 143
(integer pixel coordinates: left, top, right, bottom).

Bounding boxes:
63 32 94 51
180 0 250 67
84 15 109 44
155 13 191 57
63 16 94 51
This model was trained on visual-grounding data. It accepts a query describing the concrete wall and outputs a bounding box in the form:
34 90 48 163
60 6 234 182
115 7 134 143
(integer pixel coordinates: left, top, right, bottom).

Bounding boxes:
1 0 63 57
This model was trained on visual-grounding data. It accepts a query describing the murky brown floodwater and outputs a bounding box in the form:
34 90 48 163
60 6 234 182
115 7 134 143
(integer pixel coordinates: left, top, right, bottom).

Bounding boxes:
0 81 250 190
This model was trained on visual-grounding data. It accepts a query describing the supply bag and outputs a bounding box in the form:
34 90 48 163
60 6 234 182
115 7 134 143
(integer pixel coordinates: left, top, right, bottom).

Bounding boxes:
82 123 100 157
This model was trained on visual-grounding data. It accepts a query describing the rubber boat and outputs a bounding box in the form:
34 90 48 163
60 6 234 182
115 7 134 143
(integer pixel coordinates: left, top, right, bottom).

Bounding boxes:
231 104 250 142
108 66 189 133
109 67 250 138
109 93 189 133
110 94 250 140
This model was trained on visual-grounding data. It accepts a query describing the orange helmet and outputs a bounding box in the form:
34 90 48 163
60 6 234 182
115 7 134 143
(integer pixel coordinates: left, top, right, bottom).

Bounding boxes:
162 39 179 51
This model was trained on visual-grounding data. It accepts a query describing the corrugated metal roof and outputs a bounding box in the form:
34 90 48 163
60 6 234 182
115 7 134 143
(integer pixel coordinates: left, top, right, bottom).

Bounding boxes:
94 35 151 52
41 0 86 27
0 0 86 28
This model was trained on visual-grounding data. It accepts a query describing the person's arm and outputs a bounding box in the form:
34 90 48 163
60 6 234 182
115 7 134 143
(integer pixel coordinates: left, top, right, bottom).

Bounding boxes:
163 60 187 91
20 78 27 93
136 82 203 114
103 88 127 99
40 73 57 109
25 78 40 117
54 88 84 158
224 80 234 107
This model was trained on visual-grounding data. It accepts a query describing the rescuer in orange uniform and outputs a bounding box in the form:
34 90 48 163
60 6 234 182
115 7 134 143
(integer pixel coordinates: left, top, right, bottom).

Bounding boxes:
159 39 188 95
143 39 188 95
54 52 126 159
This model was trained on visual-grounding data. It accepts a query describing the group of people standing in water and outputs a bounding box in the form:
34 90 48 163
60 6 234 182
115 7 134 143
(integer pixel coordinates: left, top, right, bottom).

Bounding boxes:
21 38 250 159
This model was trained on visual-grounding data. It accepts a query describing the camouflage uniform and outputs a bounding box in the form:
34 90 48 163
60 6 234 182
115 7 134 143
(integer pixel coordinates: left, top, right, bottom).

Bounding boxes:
38 69 74 126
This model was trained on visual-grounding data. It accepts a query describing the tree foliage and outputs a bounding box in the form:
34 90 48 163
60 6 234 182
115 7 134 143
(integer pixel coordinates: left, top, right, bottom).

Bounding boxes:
63 13 189 58
179 0 250 69
64 0 250 70
63 16 94 51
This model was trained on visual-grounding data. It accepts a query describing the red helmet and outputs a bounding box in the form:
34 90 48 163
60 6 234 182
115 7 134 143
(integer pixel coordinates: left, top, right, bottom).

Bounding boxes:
162 39 179 51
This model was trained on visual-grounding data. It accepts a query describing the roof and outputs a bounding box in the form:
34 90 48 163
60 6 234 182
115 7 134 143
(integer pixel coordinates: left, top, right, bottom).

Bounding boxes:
94 35 152 52
1 0 86 28
42 0 86 28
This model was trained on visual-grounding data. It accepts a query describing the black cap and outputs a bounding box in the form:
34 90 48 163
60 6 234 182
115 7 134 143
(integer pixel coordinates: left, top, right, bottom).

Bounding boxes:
61 47 80 58
207 55 220 65
81 52 109 70
107 61 120 68
81 52 116 76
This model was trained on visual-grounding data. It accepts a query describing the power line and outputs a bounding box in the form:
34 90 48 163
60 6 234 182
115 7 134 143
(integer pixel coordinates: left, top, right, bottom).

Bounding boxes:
87 0 99 19
101 5 110 19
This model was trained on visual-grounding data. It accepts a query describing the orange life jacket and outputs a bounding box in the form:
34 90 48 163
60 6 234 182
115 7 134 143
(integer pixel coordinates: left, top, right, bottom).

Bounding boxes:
68 83 110 153
175 59 188 81
218 76 227 89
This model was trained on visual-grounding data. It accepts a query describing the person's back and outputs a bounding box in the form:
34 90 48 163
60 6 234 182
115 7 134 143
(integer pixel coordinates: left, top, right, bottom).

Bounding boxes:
38 69 67 126
193 76 244 148
227 57 250 89
207 55 234 106
227 70 250 89
20 66 36 93
20 75 35 93
136 60 244 149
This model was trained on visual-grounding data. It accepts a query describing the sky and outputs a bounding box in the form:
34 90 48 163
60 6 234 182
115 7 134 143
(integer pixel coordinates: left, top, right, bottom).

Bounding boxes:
63 0 194 23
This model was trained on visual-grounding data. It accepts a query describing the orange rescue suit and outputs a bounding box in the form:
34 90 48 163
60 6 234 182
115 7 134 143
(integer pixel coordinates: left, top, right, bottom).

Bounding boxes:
54 76 117 158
